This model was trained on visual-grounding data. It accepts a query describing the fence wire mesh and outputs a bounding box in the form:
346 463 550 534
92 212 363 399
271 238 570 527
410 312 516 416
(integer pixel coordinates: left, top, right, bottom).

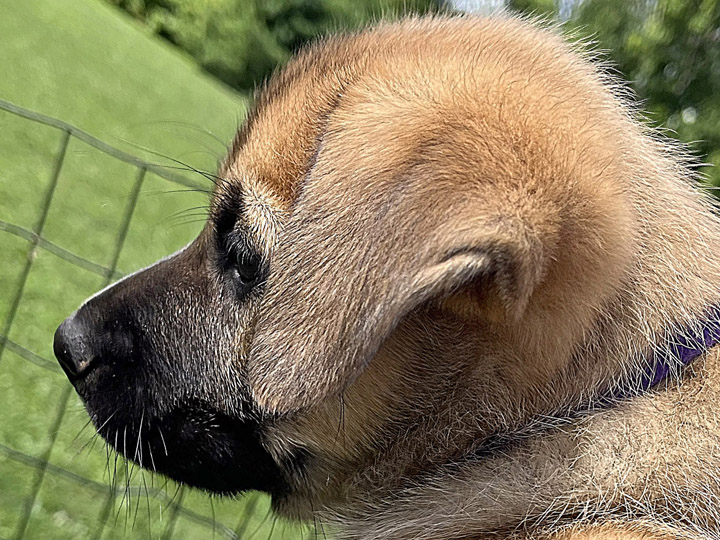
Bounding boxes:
0 98 305 540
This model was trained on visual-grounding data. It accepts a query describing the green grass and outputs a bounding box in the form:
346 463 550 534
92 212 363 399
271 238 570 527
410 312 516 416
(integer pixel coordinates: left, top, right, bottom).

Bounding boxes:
0 0 307 538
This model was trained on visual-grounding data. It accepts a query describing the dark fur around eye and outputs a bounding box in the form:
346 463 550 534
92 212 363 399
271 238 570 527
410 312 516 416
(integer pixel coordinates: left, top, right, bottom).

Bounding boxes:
215 206 238 241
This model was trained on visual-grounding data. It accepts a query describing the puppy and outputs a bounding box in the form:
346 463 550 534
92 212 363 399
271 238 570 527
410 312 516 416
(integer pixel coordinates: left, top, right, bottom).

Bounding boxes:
53 15 720 540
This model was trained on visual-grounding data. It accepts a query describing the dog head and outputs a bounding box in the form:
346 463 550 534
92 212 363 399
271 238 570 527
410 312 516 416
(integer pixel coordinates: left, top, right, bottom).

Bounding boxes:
55 15 645 521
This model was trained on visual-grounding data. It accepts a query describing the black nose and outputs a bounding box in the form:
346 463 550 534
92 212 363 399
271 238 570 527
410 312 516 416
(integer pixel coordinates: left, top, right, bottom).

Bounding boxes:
54 315 96 379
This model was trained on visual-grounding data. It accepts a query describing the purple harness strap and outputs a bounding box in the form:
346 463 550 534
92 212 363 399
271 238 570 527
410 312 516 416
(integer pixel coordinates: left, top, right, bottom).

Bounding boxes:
469 307 720 460
467 307 720 460
636 305 720 394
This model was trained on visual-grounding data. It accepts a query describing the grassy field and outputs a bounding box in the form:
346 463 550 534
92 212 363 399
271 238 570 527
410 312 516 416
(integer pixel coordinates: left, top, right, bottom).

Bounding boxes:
0 0 306 538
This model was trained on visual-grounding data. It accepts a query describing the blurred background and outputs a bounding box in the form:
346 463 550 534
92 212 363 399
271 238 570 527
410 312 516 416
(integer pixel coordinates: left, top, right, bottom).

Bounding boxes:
0 0 718 538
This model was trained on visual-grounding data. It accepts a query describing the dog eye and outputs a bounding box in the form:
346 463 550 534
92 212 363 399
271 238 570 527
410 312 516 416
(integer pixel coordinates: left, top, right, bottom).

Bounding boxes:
232 249 261 284
213 209 262 287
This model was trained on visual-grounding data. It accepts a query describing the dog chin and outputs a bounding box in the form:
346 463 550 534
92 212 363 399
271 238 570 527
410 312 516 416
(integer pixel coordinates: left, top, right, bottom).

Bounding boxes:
77 388 286 496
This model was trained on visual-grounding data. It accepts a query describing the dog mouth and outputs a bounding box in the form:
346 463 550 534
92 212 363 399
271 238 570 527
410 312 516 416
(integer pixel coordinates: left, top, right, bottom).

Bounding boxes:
52 245 292 498
81 394 286 496
52 310 291 497
55 327 286 496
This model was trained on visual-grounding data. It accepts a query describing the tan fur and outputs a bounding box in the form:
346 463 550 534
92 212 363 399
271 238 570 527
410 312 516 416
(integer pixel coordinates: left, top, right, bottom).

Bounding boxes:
214 14 720 540
540 522 685 540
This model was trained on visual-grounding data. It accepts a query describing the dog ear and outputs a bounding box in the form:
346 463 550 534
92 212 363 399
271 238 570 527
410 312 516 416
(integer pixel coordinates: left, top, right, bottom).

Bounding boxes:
244 144 567 414
245 106 630 414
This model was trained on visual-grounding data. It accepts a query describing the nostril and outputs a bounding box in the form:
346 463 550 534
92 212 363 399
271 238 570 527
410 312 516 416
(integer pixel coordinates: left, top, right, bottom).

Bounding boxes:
53 315 96 379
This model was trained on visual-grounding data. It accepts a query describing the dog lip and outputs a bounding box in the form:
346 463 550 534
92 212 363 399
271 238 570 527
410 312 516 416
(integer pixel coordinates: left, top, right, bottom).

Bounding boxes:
157 406 286 495
86 399 288 496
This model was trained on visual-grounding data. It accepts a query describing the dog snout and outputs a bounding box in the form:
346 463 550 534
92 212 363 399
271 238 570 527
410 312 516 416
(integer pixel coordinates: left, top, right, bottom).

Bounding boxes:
54 300 143 383
53 313 97 379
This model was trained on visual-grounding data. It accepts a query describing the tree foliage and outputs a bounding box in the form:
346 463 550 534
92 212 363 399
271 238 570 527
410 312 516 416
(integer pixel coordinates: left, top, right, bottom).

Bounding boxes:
109 0 440 91
110 0 720 186
509 0 720 187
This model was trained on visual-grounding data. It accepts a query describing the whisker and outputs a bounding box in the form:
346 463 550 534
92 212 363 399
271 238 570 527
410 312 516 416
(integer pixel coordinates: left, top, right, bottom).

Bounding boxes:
121 426 130 523
135 411 145 467
84 428 102 457
148 438 157 473
165 214 210 227
112 430 120 497
162 205 210 223
167 217 211 229
113 137 227 188
104 441 112 486
71 417 94 446
141 469 152 538
134 119 228 148
74 412 117 460
132 473 143 530
144 187 212 196
158 428 169 457
96 412 118 434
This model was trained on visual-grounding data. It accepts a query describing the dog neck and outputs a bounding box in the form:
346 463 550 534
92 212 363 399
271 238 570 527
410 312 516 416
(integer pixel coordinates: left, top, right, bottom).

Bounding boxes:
611 304 720 401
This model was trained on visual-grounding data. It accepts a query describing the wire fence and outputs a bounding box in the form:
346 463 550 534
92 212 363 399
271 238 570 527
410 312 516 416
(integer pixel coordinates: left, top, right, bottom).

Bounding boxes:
0 98 294 540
